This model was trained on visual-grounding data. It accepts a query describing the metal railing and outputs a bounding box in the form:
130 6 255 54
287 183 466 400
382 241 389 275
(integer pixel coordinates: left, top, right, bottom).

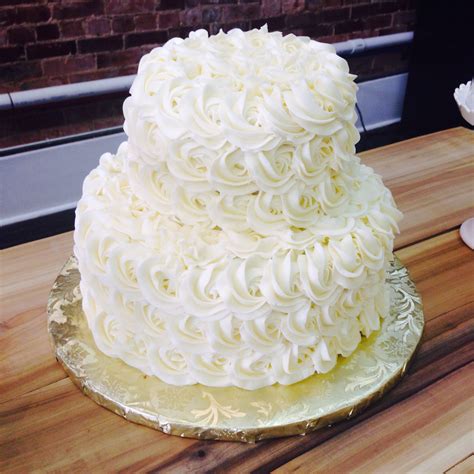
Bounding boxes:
0 32 413 112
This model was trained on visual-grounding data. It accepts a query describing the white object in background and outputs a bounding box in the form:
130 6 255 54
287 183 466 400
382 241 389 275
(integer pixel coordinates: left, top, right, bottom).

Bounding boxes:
460 218 474 250
454 80 474 126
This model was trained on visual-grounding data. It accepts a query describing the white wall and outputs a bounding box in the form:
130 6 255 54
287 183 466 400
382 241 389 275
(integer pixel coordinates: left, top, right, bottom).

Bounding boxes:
0 73 408 227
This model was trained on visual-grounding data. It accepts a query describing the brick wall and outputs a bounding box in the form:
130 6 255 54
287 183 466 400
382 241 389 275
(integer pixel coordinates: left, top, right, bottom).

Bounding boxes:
0 0 416 147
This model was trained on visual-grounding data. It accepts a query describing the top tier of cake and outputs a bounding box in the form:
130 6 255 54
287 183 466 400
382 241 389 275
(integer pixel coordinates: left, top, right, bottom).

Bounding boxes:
125 27 359 156
121 27 371 244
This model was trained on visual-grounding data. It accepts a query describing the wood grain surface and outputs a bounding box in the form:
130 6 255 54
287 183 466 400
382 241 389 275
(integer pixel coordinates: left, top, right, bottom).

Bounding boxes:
363 127 474 249
1 127 473 473
447 455 474 474
276 364 473 473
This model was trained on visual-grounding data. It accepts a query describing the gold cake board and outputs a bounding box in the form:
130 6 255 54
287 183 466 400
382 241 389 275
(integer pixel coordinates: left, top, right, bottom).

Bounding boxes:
47 255 423 443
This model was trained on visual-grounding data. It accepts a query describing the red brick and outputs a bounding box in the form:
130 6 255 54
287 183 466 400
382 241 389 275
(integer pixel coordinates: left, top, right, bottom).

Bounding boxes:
262 0 281 17
112 16 135 33
180 7 202 27
105 0 156 14
54 123 96 137
94 116 124 128
374 1 400 14
19 76 64 91
115 64 140 76
135 13 157 30
0 8 15 27
0 45 24 62
96 97 125 119
351 4 373 19
78 35 123 53
63 102 100 123
97 48 142 69
285 12 317 28
251 15 285 31
159 0 185 10
125 30 167 47
0 130 48 148
53 2 103 20
343 0 370 4
60 20 85 38
282 0 305 13
208 21 246 34
0 61 41 82
201 0 236 4
300 23 334 38
7 25 35 45
67 69 117 84
14 5 51 24
36 24 60 41
321 7 351 22
335 18 364 34
93 116 123 130
0 128 64 148
85 17 111 36
352 29 374 39
42 55 96 75
169 25 192 38
27 40 76 60
158 11 180 29
347 54 375 76
0 0 43 6
366 14 392 30
378 25 409 35
202 7 221 23
222 4 260 22
320 0 342 6
372 49 409 75
5 114 65 151
318 33 348 43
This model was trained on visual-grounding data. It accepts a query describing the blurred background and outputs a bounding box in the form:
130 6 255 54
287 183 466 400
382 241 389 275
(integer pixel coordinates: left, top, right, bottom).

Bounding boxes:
0 0 472 247
0 0 417 148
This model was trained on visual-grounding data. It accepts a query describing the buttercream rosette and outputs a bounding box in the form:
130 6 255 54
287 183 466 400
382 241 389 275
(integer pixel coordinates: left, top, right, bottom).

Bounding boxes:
74 26 402 390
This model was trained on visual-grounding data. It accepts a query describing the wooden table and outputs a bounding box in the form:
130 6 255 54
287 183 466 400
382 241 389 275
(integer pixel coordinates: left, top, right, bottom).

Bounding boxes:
1 127 473 473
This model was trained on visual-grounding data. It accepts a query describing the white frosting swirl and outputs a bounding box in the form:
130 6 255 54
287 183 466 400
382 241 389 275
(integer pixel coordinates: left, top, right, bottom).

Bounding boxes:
179 263 227 320
148 345 195 385
245 143 295 194
219 256 271 319
231 351 275 390
260 251 306 311
137 257 181 313
127 160 175 215
209 148 257 195
188 353 231 386
281 302 318 346
166 139 214 192
273 344 317 385
208 194 252 231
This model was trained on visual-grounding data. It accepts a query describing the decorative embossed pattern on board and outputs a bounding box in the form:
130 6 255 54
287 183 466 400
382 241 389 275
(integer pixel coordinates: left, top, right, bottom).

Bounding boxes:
47 255 423 442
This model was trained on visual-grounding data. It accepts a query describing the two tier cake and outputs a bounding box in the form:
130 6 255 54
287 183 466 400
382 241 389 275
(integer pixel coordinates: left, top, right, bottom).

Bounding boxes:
74 26 402 390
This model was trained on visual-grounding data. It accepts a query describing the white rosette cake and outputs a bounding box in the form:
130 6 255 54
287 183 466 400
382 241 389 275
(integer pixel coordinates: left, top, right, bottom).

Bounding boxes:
74 26 402 390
